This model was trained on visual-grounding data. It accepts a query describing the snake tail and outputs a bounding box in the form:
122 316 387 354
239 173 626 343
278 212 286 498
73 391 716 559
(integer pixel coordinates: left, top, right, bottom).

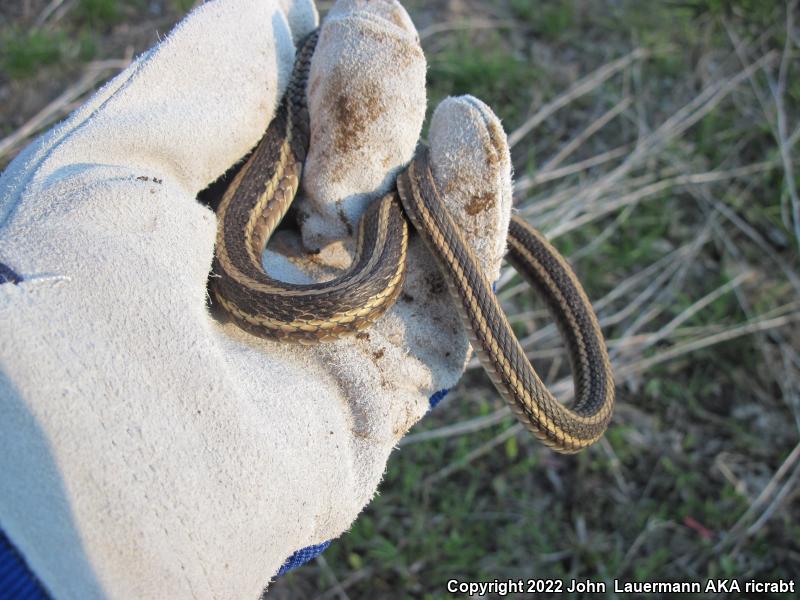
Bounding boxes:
396 148 614 453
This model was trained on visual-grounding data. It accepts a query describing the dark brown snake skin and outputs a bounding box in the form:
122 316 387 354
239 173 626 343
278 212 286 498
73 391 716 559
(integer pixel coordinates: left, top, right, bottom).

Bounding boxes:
213 28 615 452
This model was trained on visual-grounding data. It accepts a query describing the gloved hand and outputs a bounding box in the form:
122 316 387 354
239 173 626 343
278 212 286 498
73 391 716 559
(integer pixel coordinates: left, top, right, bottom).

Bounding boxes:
0 0 513 597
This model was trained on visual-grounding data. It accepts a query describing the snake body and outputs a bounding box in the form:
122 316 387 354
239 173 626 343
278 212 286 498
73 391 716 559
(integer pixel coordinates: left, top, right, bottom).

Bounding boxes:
212 30 408 344
212 30 615 453
398 156 614 452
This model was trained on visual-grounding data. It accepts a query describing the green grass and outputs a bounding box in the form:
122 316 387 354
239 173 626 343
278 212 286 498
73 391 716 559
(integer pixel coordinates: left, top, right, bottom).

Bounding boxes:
0 28 100 81
0 0 131 81
1 29 64 79
426 31 538 132
675 0 782 23
1 0 797 597
510 0 574 39
276 2 797 595
76 0 123 27
171 0 197 13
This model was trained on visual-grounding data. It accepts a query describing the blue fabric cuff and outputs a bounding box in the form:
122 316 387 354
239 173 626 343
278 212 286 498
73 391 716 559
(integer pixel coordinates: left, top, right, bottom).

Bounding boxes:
0 262 22 285
0 266 460 590
429 388 450 408
277 540 332 576
0 527 49 600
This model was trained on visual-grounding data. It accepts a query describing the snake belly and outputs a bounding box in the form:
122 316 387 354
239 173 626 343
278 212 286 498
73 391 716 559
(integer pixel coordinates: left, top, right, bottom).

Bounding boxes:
212 28 615 452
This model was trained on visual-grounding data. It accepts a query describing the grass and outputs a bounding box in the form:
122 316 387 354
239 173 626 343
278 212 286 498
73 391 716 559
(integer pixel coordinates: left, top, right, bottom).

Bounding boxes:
0 0 130 80
279 1 798 596
1 0 798 598
1 29 64 79
76 0 123 27
425 31 537 135
510 0 574 40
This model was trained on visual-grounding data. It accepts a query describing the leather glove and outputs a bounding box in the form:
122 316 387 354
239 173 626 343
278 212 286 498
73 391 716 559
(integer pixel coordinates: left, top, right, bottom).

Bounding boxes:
0 0 513 597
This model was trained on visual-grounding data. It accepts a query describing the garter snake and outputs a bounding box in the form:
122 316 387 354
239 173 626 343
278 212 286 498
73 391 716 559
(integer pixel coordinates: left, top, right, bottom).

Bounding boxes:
212 29 615 453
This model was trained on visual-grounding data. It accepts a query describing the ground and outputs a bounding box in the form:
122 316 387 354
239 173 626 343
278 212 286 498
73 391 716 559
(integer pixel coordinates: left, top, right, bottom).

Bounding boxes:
1 1 798 598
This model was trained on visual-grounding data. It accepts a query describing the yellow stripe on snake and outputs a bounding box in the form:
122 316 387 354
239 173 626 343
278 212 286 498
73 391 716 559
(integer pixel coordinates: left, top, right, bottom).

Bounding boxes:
211 29 615 453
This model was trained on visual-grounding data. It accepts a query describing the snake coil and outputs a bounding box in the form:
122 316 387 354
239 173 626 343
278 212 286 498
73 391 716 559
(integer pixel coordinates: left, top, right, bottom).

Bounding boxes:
212 29 615 453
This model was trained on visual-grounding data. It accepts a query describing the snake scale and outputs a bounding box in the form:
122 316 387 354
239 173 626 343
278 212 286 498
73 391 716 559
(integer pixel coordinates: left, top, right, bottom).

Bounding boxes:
212 29 615 453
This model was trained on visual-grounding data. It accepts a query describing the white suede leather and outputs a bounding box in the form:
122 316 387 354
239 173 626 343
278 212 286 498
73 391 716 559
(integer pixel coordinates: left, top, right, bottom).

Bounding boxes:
0 0 513 597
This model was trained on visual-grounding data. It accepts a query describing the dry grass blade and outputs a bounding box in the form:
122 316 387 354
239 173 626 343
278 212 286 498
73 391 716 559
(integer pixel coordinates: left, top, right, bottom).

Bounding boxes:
518 144 632 192
548 161 777 239
513 94 632 196
770 0 800 251
508 48 647 148
4 0 798 593
490 235 708 357
615 310 800 379
314 568 374 600
313 555 351 600
418 18 518 41
549 50 777 230
615 520 675 578
422 423 523 486
707 197 800 294
714 441 800 553
449 311 797 482
0 59 131 163
745 462 800 537
542 96 633 173
524 171 661 224
399 408 511 446
613 270 756 357
34 0 69 27
591 242 702 313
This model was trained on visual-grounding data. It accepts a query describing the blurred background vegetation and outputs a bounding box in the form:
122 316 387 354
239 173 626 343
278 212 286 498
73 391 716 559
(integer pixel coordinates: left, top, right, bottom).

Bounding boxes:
1 0 798 598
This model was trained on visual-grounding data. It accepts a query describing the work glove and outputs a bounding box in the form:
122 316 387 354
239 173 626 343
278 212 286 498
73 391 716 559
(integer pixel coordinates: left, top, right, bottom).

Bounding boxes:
0 0 513 597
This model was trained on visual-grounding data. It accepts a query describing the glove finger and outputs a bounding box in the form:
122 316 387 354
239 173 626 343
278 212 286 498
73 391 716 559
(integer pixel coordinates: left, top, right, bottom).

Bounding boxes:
0 50 152 217
377 96 513 401
29 0 317 196
312 96 513 444
426 96 513 282
276 0 320 44
208 80 512 563
295 0 426 267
